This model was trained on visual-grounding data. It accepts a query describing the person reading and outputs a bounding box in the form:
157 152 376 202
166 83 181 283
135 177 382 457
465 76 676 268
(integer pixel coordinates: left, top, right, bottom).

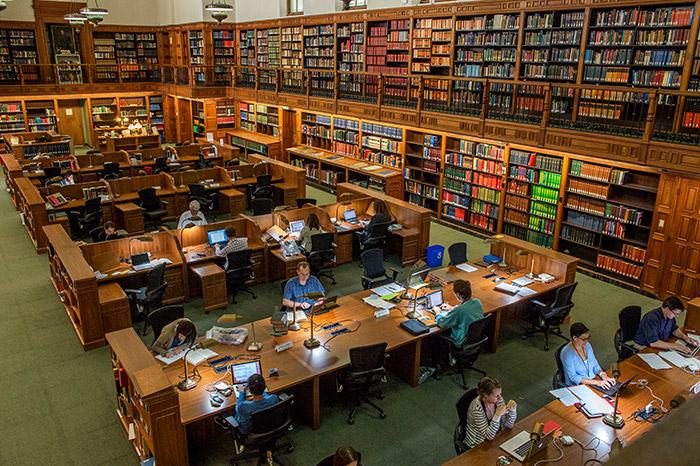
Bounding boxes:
151 318 197 357
215 225 248 269
633 296 699 353
97 221 127 242
464 376 517 448
282 261 325 310
177 200 208 229
561 322 616 389
235 373 279 435
59 170 75 186
297 212 323 253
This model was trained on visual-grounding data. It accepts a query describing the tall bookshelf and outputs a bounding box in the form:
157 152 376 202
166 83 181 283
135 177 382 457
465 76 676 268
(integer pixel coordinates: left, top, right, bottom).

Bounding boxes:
411 17 452 75
91 97 119 148
689 26 700 91
188 30 204 86
216 100 237 130
149 96 164 137
0 29 39 83
360 121 402 169
337 22 364 72
192 100 205 139
25 100 57 132
119 96 148 122
520 11 584 82
115 32 159 82
92 31 117 82
453 13 520 79
387 19 410 74
301 112 332 151
257 27 280 68
281 26 302 68
239 29 256 66
255 104 280 138
0 101 25 133
304 24 335 95
404 129 442 211
213 29 235 85
239 102 256 132
502 149 564 249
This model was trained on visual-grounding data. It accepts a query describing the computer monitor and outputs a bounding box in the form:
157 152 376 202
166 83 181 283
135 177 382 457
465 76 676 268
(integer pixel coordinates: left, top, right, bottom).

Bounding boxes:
343 209 357 221
207 229 227 245
289 220 305 233
230 360 263 388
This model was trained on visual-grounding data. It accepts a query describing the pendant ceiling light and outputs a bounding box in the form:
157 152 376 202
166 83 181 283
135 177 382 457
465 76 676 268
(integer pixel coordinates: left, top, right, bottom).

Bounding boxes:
205 1 233 24
80 0 109 16
64 0 87 24
0 2 6 13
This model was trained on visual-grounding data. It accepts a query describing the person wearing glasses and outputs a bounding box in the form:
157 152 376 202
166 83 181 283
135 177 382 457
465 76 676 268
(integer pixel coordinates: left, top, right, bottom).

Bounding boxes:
561 322 616 389
282 261 325 310
633 296 698 353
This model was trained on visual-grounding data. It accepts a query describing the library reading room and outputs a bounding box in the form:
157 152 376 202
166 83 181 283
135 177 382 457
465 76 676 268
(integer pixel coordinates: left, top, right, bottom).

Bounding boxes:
3 0 700 465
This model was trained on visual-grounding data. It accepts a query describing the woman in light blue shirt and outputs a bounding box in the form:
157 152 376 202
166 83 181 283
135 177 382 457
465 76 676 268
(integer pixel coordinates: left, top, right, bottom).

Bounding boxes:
560 322 616 389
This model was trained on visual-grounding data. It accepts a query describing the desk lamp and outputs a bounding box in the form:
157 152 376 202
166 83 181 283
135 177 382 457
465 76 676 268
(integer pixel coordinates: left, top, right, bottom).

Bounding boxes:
304 300 325 349
516 249 536 279
484 235 507 267
406 282 443 319
526 422 545 460
218 313 262 351
603 363 625 428
179 219 200 253
335 195 353 225
288 291 324 331
128 236 154 263
178 339 218 391
253 161 269 175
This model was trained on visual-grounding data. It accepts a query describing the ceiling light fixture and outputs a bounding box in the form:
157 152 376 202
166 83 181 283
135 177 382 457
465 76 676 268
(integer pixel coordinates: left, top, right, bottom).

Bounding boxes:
64 12 88 24
205 2 233 25
80 0 108 16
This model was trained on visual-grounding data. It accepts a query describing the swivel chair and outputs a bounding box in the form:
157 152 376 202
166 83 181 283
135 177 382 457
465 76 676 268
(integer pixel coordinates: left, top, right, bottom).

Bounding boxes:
360 249 399 290
225 249 257 304
125 263 168 335
453 388 478 454
188 183 216 211
296 198 317 208
553 342 568 389
340 342 388 425
147 305 184 345
614 305 642 362
356 221 391 252
448 242 468 265
307 232 336 285
435 314 491 389
67 197 103 240
196 153 214 169
153 157 169 174
137 187 168 230
251 198 273 216
522 282 578 351
252 174 273 200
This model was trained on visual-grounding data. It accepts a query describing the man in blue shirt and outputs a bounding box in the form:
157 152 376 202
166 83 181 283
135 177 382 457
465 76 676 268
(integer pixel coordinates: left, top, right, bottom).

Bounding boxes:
634 296 698 353
282 261 325 310
235 374 279 435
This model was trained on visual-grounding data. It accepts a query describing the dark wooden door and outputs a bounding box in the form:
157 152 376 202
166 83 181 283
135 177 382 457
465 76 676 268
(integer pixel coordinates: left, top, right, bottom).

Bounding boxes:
57 99 86 146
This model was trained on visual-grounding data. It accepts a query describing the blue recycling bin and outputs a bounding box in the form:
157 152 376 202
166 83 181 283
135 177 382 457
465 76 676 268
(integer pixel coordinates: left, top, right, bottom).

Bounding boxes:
426 245 445 268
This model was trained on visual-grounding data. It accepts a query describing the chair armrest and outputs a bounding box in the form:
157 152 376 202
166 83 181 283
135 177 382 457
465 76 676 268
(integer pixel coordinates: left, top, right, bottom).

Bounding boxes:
388 267 401 280
123 289 140 296
331 243 337 248
531 300 546 311
278 392 290 401
67 210 81 216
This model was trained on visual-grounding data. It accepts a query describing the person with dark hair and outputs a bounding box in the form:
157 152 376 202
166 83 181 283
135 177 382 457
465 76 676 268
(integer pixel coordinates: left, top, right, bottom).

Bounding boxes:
235 373 279 435
215 225 248 269
435 279 484 346
59 170 75 186
333 445 361 466
98 221 127 242
282 261 325 310
464 376 517 448
298 212 323 253
151 318 197 357
633 296 698 353
359 199 392 242
560 322 616 388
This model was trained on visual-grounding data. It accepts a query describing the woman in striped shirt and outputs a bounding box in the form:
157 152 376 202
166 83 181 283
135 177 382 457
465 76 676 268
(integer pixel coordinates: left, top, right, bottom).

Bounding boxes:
465 376 517 448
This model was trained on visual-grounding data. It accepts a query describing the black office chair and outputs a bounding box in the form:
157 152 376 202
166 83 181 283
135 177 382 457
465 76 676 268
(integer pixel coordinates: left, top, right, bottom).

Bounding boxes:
225 249 257 304
89 226 103 243
252 174 273 200
522 282 578 351
251 198 273 216
101 162 121 180
453 388 478 455
340 342 388 424
614 305 642 362
41 166 61 185
226 158 240 166
296 198 317 208
435 314 491 389
147 305 184 345
188 183 216 211
307 232 337 285
138 187 168 230
124 263 168 335
553 342 568 389
153 157 170 174
67 197 103 240
360 248 399 290
356 221 391 252
196 153 214 170
139 144 157 150
216 394 295 466
448 242 468 265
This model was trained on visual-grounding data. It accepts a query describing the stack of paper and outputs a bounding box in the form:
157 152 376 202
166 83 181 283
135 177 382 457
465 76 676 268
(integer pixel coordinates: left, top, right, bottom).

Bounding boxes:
456 263 477 273
494 282 519 295
371 283 405 296
363 295 395 310
638 353 673 370
516 287 537 297
550 385 613 416
658 351 693 368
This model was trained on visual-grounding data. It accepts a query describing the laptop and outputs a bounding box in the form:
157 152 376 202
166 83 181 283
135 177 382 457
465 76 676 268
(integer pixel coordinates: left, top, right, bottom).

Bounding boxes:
289 219 305 240
591 373 638 397
231 360 263 392
422 289 444 312
677 342 700 358
207 229 227 246
500 428 556 462
343 209 360 224
131 252 155 271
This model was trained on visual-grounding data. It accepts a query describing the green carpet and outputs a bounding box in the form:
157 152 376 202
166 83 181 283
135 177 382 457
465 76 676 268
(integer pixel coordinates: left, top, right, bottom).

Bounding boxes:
0 179 666 466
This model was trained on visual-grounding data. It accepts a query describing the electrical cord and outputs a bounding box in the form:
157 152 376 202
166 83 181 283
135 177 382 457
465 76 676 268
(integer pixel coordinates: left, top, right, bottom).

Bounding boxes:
573 436 601 464
532 436 564 466
634 379 668 413
320 319 362 352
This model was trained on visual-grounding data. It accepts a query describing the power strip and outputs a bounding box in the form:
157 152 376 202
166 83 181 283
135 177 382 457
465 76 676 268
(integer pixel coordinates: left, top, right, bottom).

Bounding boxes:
330 327 350 337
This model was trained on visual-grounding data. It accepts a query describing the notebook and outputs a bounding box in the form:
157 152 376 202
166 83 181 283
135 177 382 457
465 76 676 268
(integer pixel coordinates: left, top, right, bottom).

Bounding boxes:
400 318 430 335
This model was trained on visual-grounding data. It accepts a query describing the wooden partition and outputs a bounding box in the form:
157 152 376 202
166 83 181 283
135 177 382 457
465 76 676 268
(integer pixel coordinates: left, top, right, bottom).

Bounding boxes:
40 180 114 225
15 177 50 253
196 137 241 165
169 166 234 215
3 131 73 159
226 129 281 160
248 152 306 207
1 153 24 209
105 134 160 152
106 173 178 219
173 142 223 166
16 155 78 185
75 151 131 181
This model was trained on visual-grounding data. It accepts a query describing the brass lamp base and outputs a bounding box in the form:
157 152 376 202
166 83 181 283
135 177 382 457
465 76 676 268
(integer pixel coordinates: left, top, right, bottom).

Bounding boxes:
304 337 320 349
247 341 263 352
288 322 302 331
525 272 536 279
178 378 198 391
405 310 421 319
603 413 625 429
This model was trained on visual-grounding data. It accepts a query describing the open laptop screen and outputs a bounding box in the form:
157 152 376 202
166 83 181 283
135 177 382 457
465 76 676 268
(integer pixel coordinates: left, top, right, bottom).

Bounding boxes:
231 360 263 385
207 229 227 245
343 209 357 221
289 220 305 233
130 252 150 266
425 289 444 308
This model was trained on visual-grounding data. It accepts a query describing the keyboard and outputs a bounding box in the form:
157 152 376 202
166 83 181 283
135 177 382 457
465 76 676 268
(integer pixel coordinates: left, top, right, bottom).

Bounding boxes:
514 440 532 458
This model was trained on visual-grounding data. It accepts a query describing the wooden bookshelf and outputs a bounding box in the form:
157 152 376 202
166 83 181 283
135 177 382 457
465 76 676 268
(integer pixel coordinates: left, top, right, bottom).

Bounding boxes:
0 101 25 133
337 22 364 72
115 32 159 82
257 27 280 68
192 100 205 139
25 99 57 132
216 100 236 130
149 96 164 138
90 97 120 149
239 101 256 132
0 28 39 84
280 26 302 68
213 28 235 86
300 111 332 151
106 328 187 466
239 28 256 67
227 129 280 159
360 121 403 169
92 31 117 82
403 129 442 211
189 29 205 85
3 131 71 158
453 13 520 79
255 104 280 138
411 17 453 75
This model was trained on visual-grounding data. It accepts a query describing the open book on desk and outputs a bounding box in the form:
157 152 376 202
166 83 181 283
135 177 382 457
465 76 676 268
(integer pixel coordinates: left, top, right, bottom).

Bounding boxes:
155 347 218 366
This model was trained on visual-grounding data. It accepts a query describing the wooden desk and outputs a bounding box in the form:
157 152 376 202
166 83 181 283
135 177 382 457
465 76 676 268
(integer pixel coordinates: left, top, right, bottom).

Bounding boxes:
106 134 160 152
249 153 307 207
268 249 307 281
189 263 227 313
15 176 50 253
169 167 233 215
684 297 700 334
107 173 178 220
114 202 144 234
218 188 246 217
74 151 131 181
3 131 72 159
0 152 24 209
98 282 131 335
173 143 223 167
226 129 281 161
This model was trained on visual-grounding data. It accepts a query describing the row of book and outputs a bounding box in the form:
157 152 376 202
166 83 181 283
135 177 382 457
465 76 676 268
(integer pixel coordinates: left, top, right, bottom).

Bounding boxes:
473 158 502 175
567 210 605 232
532 184 560 203
531 200 557 219
582 66 630 84
471 185 500 204
335 129 359 144
442 191 470 209
504 193 529 212
82 186 106 200
319 169 343 187
507 180 530 197
504 208 529 228
331 141 355 157
570 160 612 182
510 151 564 172
529 215 555 234
445 152 473 168
473 172 502 190
603 219 626 238
622 243 647 263
362 136 400 153
471 199 500 219
631 69 681 88
605 203 644 225
565 194 607 217
405 180 438 200
444 166 470 182
361 150 402 168
597 254 643 280
561 224 598 247
443 178 470 194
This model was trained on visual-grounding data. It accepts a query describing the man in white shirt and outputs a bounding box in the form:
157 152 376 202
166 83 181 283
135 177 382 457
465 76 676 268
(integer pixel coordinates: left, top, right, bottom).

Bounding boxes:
177 200 208 229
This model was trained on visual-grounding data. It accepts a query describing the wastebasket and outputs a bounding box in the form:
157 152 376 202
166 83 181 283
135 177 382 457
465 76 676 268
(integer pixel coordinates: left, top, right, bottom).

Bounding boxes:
426 245 445 268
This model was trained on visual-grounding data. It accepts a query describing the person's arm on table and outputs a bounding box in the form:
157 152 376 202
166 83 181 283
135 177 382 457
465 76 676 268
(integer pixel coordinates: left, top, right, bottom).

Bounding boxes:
561 346 613 389
151 321 176 356
673 328 698 349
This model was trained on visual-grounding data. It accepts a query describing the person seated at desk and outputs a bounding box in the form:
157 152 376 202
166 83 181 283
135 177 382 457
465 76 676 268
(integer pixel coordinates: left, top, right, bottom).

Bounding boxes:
283 261 325 310
177 200 208 229
561 322 616 389
235 373 279 436
97 221 127 242
359 199 392 242
215 225 248 269
151 318 197 357
435 280 484 346
297 213 323 253
633 296 698 354
333 446 361 466
464 376 517 448
59 170 75 186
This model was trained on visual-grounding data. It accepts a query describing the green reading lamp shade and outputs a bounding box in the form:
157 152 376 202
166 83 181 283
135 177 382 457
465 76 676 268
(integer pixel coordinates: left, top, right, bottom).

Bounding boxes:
288 291 325 331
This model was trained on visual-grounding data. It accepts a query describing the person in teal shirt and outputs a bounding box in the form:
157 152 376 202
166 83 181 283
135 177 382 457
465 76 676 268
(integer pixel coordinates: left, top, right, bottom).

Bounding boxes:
435 279 484 346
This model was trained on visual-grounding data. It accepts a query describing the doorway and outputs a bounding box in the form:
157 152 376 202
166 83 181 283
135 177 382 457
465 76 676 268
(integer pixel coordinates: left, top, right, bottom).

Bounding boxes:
57 99 88 146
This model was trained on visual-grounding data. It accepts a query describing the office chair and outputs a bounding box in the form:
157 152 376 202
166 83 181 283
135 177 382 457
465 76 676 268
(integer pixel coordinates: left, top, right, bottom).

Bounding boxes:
453 388 478 455
89 226 103 243
147 305 184 345
356 221 391 252
553 342 568 389
188 183 216 211
308 232 337 285
360 248 399 290
225 249 257 304
435 314 491 389
44 176 63 187
614 305 642 362
41 166 61 185
522 282 578 351
252 174 273 200
296 198 317 208
153 157 170 174
196 153 214 170
86 149 101 155
101 162 121 180
138 187 168 230
340 342 388 424
216 394 295 466
226 158 240 166
448 242 468 265
139 144 157 150
124 263 168 335
251 197 273 216
67 197 103 240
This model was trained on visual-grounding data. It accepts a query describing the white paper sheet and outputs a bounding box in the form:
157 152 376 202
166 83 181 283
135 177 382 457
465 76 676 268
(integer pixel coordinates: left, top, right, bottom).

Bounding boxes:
155 351 186 365
517 287 537 297
550 388 579 406
568 385 613 415
659 351 692 368
363 295 395 310
371 283 405 296
456 263 478 273
638 352 673 370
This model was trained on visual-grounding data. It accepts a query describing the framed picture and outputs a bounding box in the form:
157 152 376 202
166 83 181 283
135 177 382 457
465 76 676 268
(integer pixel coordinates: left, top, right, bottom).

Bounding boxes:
51 25 76 55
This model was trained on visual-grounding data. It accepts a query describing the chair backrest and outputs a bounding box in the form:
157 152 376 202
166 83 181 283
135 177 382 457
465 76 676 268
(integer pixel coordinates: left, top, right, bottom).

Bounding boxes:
154 157 167 168
43 166 61 179
256 173 272 187
89 227 102 243
349 342 387 373
310 232 335 253
188 183 206 198
544 282 578 322
103 172 119 181
360 248 387 280
252 198 273 215
448 242 467 265
138 188 160 211
455 388 478 430
248 394 294 438
226 249 253 273
147 305 185 344
463 314 490 347
226 158 240 166
553 342 568 389
553 282 578 309
367 221 391 240
103 162 119 175
618 305 642 342
84 197 102 215
296 198 317 208
146 263 167 293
